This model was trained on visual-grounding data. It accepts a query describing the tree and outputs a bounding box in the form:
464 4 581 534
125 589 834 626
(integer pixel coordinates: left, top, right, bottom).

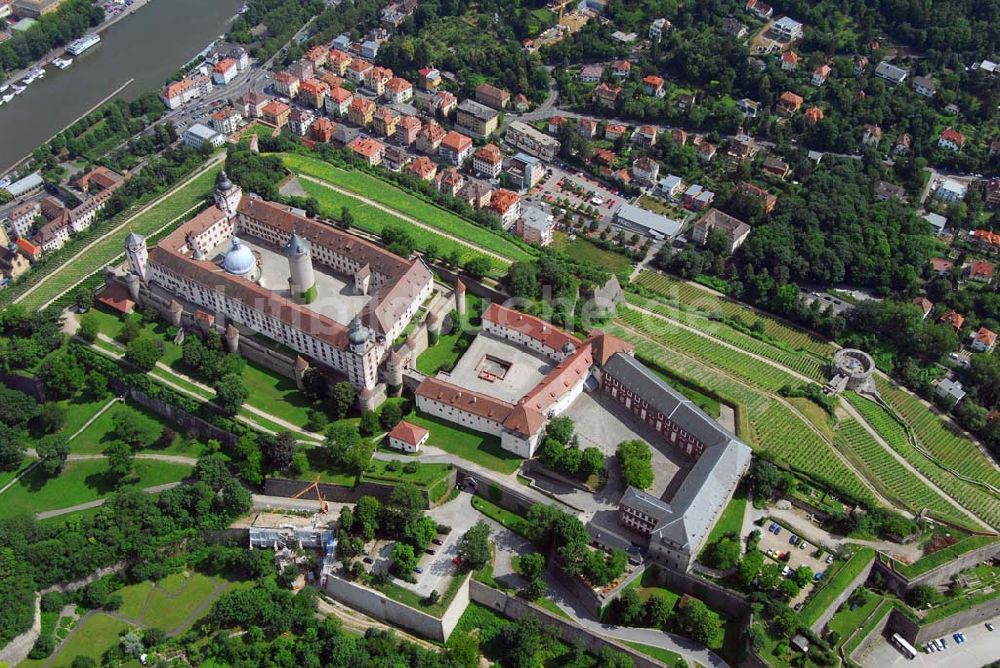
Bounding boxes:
37 352 84 399
611 588 642 625
331 381 357 419
463 257 493 280
705 537 741 570
359 410 379 436
104 441 134 480
74 287 94 312
616 439 654 489
382 484 424 538
505 261 539 298
215 373 248 415
457 521 491 568
643 593 671 629
908 584 942 608
0 387 38 428
501 616 543 668
0 425 25 471
35 434 69 476
112 409 157 449
77 313 99 342
738 550 765 588
546 416 575 444
792 566 813 587
675 598 722 647
524 577 548 601
517 552 546 581
84 370 108 400
263 431 296 471
339 206 354 229
354 496 382 540
392 542 417 575
124 336 163 372
379 402 403 430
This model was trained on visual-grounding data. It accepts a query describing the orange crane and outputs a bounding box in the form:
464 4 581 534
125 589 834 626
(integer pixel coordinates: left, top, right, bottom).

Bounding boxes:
290 475 329 514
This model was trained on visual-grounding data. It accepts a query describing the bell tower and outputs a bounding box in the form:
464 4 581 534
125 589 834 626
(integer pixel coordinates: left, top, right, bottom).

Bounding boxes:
214 170 243 217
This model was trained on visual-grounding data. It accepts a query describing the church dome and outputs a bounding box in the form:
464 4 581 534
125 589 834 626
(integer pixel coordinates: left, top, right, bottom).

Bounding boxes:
216 170 234 192
223 238 255 276
348 315 370 347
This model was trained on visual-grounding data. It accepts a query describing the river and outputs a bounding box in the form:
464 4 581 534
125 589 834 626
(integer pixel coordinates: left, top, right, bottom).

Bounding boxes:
0 0 244 173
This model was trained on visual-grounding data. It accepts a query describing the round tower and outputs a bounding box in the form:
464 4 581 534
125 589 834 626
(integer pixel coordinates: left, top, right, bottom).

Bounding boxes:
426 309 441 345
293 355 310 390
249 133 260 154
387 348 405 395
285 231 316 303
224 322 241 354
348 315 372 355
124 273 140 301
455 278 467 318
214 170 243 217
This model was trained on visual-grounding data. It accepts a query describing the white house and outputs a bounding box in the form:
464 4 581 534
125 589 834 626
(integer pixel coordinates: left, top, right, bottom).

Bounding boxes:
386 421 429 453
936 179 968 203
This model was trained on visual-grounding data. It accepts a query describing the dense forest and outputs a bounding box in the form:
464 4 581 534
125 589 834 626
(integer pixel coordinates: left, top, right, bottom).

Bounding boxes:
227 0 327 62
0 0 103 80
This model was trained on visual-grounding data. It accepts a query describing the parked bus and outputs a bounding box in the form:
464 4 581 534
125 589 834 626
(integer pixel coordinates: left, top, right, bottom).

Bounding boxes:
891 633 918 659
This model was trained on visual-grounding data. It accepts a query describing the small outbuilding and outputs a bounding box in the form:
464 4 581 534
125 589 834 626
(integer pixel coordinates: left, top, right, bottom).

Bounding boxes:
387 421 430 453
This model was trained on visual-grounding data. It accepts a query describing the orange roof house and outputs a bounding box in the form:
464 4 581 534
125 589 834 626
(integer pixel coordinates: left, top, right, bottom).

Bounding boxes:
939 310 965 332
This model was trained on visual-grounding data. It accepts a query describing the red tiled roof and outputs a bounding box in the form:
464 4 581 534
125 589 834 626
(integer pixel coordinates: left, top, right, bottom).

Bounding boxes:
95 283 134 314
940 127 966 145
482 303 580 351
387 420 429 446
441 130 472 153
974 327 997 348
490 189 520 214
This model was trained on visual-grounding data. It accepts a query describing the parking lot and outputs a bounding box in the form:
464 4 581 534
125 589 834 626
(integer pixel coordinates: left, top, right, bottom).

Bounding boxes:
759 518 836 605
531 163 625 227
859 617 1000 667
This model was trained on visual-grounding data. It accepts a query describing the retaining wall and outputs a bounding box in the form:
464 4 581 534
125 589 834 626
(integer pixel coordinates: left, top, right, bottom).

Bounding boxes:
887 595 1000 645
845 603 894 665
264 467 457 509
0 372 45 401
809 553 876 634
646 564 748 620
468 580 670 668
874 540 1000 594
323 571 470 642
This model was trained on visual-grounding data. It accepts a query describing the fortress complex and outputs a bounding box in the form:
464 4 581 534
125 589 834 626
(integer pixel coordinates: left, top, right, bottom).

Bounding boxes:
124 172 433 399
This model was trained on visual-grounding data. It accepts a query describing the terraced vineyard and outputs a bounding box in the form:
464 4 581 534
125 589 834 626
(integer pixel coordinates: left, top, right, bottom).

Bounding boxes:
847 393 1000 530
618 309 803 393
833 419 974 528
606 321 878 506
635 272 836 357
626 295 827 381
875 378 1000 491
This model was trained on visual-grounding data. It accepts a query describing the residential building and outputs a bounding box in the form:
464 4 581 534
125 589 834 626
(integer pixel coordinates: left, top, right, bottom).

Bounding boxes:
875 60 909 84
273 71 300 98
328 49 352 75
781 51 799 70
632 156 660 185
578 118 599 139
696 142 717 162
727 133 758 161
16 237 41 263
416 120 447 154
605 122 627 140
862 124 883 146
408 156 437 181
288 108 315 136
431 91 458 117
394 115 422 146
761 155 790 179
986 178 1000 208
387 421 429 453
635 125 658 147
325 87 354 117
310 118 335 144
769 16 803 41
614 203 682 239
384 77 413 104
912 297 933 320
0 246 29 280
160 74 212 109
490 189 521 228
935 377 966 404
347 59 373 84
969 260 994 283
912 75 936 98
518 207 554 247
671 129 689 146
936 178 968 203
298 78 329 108
656 174 684 199
722 17 747 38
804 106 824 124
371 108 399 138
578 64 604 83
364 66 393 96
931 258 954 275
434 168 464 196
677 93 697 111
593 82 622 107
348 97 376 127
505 121 560 161
212 58 238 86
893 133 912 155
684 184 715 211
507 153 544 190
240 89 271 119
737 98 760 117
939 310 965 332
9 201 40 237
854 55 869 74
456 100 499 139
548 116 568 134
261 101 291 129
971 327 998 353
736 181 777 213
361 40 379 60
642 75 666 97
923 212 947 236
938 127 966 152
475 83 510 110
611 60 631 77
37 217 69 252
649 17 670 42
439 130 474 166
182 123 225 150
812 64 831 85
746 0 773 20
473 144 503 179
458 181 493 209
379 146 408 173
776 91 803 116
210 107 243 135
692 208 751 253
304 44 328 69
874 181 906 202
288 59 313 83
348 136 385 166
418 67 441 91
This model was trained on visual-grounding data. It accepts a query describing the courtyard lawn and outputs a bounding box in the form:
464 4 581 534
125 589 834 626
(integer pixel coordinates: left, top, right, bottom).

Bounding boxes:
626 567 681 608
281 153 535 262
471 496 530 537
552 232 633 274
60 395 116 437
376 570 469 618
54 613 127 663
407 412 522 474
0 459 192 519
826 590 883 647
363 458 453 489
702 489 747 547
415 330 474 376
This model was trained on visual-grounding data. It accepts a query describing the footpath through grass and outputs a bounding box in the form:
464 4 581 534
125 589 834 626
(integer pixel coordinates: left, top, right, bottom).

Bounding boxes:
0 459 192 519
16 164 221 310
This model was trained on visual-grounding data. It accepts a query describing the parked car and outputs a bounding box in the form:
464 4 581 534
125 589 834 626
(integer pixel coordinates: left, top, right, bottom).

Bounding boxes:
425 549 436 555
363 557 373 564
452 556 463 566
826 554 835 564
415 566 423 574
925 641 934 653
790 535 799 545
940 638 948 649
987 622 995 631
432 539 444 546
774 526 782 536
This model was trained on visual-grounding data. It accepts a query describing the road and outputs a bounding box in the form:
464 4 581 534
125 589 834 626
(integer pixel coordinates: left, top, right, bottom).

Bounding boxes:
859 617 1000 667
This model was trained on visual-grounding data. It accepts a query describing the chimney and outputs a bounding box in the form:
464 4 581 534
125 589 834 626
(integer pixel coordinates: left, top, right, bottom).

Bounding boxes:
471 396 477 404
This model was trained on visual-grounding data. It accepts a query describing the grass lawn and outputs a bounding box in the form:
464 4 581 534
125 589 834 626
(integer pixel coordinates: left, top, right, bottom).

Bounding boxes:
627 567 681 607
47 613 128 665
0 457 33 490
623 641 687 668
60 395 116 437
116 571 247 633
285 446 358 487
552 232 633 274
67 400 204 457
415 330 474 376
799 548 876 627
407 411 522 474
471 496 530 537
375 571 468 618
787 397 835 442
826 590 883 646
364 458 452 487
281 153 534 262
0 459 192 519
240 358 316 427
702 489 747 548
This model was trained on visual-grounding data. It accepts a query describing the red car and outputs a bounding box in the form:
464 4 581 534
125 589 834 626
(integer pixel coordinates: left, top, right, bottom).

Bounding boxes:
452 556 463 566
